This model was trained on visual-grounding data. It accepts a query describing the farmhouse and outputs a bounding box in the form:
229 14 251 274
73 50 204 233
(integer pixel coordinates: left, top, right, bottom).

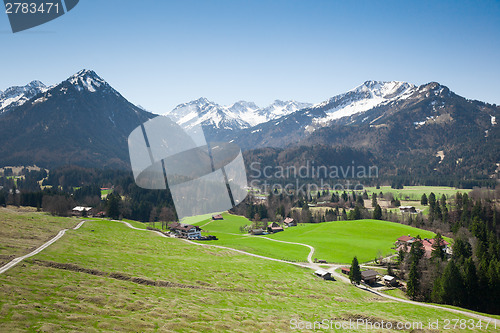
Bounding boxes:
72 206 92 216
169 222 202 239
396 235 416 246
283 217 297 227
212 214 223 220
250 228 265 235
396 236 450 258
314 269 332 280
267 222 284 233
399 206 417 213
341 267 350 275
361 270 378 285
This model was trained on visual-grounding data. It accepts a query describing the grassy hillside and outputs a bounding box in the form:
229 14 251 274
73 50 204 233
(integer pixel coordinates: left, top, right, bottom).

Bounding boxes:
198 214 445 264
0 213 490 332
0 207 78 266
266 220 443 263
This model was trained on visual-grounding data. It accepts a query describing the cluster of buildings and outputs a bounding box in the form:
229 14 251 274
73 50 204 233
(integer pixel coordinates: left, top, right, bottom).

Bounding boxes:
396 235 450 258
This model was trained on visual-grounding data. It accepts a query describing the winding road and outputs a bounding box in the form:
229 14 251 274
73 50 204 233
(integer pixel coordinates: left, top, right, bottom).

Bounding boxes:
1 218 498 326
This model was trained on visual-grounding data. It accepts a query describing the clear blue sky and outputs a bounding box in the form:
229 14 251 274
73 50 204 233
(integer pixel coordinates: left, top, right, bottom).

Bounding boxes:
1 0 499 113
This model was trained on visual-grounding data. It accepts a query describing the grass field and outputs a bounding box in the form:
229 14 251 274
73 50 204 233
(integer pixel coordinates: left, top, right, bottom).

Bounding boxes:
0 207 78 266
194 214 448 264
0 212 490 332
363 186 471 201
266 220 443 264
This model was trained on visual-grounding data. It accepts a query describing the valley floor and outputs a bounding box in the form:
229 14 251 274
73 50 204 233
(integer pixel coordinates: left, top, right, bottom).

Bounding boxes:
0 209 498 332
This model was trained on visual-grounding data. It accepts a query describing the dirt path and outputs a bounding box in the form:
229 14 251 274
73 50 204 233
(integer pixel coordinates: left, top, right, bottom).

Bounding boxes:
116 220 500 325
0 220 86 275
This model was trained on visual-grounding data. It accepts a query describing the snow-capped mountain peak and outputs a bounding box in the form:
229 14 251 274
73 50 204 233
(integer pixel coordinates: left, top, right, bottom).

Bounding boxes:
68 69 108 93
311 80 416 125
165 98 312 131
0 80 48 113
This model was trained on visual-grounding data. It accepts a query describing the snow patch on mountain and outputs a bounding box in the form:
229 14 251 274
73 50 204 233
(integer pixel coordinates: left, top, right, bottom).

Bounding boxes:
0 80 47 112
68 69 106 93
312 81 416 126
165 98 312 130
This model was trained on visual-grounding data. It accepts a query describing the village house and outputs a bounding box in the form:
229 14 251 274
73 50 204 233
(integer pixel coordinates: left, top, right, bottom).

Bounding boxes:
396 235 450 258
212 214 223 220
361 270 378 285
315 269 332 280
341 267 350 275
283 217 297 227
399 206 417 213
396 235 416 247
72 206 92 216
169 222 202 239
267 222 284 233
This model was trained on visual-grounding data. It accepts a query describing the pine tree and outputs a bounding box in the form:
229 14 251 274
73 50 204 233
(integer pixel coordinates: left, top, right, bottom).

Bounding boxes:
441 260 465 306
106 193 121 220
407 261 420 299
373 204 382 220
349 256 362 285
463 258 479 310
371 193 378 208
420 193 428 205
431 233 445 261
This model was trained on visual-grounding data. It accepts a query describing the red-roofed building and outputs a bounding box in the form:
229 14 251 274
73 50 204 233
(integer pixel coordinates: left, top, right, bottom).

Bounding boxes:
396 236 450 258
267 222 284 233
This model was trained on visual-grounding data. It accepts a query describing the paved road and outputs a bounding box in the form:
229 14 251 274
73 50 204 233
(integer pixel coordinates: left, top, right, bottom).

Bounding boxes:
6 218 496 326
117 221 500 326
0 220 86 275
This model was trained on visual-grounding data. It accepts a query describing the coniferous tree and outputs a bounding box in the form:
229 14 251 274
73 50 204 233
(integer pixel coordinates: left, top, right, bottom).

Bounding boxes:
407 261 420 299
349 256 362 285
371 193 377 208
431 233 445 261
420 193 428 205
373 204 382 220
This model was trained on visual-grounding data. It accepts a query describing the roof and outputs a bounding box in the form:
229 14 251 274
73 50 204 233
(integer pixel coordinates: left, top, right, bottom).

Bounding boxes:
397 235 415 242
383 275 395 281
284 217 295 224
315 269 330 277
72 206 92 212
361 270 378 279
212 214 223 219
341 267 350 272
399 206 415 209
169 222 200 232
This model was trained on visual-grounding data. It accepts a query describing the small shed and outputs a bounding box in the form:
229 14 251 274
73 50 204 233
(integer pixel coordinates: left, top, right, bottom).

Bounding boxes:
361 270 378 285
212 214 223 220
315 269 332 280
383 275 398 286
341 267 350 275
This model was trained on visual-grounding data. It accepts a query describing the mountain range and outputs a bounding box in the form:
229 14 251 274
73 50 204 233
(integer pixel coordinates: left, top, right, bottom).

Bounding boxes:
0 70 498 181
0 70 154 169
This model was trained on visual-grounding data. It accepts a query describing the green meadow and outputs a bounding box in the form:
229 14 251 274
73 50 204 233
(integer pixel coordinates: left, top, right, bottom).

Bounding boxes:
194 214 446 264
266 220 444 263
363 186 471 201
0 212 490 332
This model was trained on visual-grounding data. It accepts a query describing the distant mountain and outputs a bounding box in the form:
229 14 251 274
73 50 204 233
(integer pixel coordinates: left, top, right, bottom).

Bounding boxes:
0 80 48 114
164 97 311 141
235 81 499 180
230 81 419 148
0 69 155 169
